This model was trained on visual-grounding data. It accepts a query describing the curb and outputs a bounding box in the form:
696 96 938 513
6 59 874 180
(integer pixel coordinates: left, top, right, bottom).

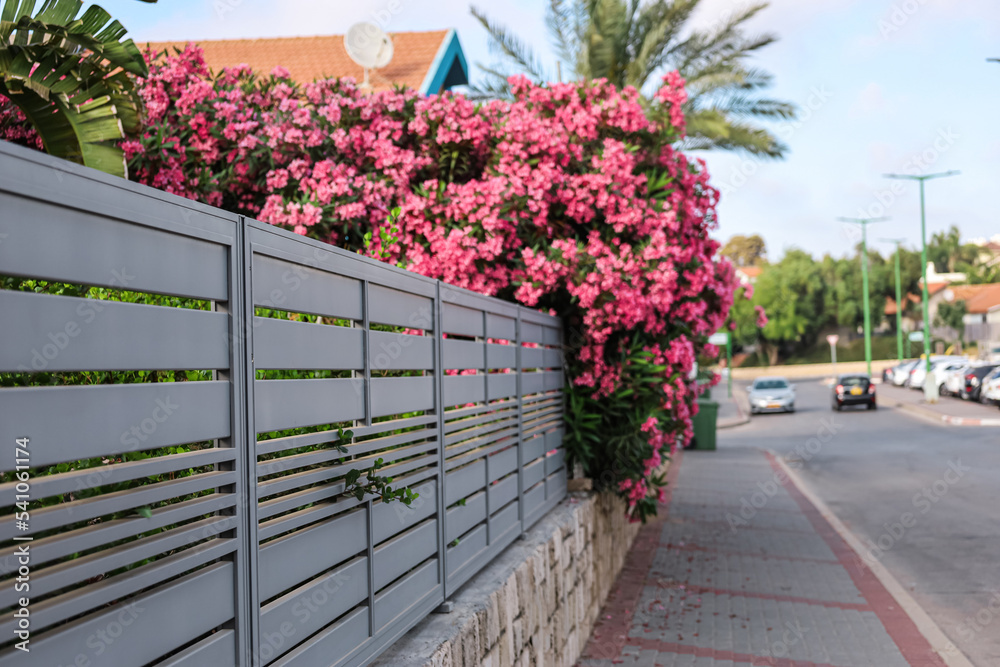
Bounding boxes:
894 400 1000 427
769 452 975 667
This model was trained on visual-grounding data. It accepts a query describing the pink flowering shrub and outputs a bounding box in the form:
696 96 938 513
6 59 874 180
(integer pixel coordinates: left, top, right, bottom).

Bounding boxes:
0 45 735 521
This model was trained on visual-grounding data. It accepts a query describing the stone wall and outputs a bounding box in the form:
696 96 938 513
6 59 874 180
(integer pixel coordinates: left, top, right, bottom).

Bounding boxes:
371 488 644 667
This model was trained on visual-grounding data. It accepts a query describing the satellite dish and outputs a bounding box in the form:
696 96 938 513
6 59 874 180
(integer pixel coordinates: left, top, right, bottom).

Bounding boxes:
943 288 955 302
344 23 393 88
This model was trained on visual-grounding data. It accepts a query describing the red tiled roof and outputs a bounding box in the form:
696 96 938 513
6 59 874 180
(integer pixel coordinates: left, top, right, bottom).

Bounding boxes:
738 266 764 278
145 31 450 91
942 283 1000 314
884 294 919 315
925 281 949 296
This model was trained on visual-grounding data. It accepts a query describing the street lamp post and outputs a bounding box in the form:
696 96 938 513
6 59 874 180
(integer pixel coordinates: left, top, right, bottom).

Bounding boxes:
880 238 906 362
884 171 959 401
838 216 889 377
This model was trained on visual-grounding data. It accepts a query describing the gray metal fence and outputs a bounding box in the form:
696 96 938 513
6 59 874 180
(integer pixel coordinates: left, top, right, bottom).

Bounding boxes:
0 141 566 666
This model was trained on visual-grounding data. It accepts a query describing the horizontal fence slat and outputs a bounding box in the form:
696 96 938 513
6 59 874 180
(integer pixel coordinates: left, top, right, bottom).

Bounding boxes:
0 192 231 300
0 493 233 575
154 629 236 666
271 606 369 667
258 509 367 601
490 446 518 482
443 374 485 407
442 339 484 370
373 518 438 590
446 525 486 578
260 556 369 665
373 558 439 633
487 373 518 400
0 515 236 607
0 290 231 373
369 330 434 371
446 491 486 543
0 562 235 667
2 537 237 638
254 378 365 433
0 381 231 471
441 303 484 337
486 344 516 369
368 284 434 329
0 471 235 542
0 446 234 507
253 317 364 370
369 376 435 418
445 459 485 505
489 474 518 510
252 254 363 320
372 479 438 544
486 314 516 340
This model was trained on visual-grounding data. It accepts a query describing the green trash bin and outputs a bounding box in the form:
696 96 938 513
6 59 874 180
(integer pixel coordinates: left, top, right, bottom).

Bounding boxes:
691 398 719 451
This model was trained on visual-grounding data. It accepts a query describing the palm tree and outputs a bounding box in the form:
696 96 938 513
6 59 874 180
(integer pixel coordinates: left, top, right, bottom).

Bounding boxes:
471 0 796 159
1 0 153 177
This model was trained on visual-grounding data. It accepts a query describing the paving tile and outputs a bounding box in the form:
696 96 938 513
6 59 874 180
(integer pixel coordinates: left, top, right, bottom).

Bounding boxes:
576 448 945 667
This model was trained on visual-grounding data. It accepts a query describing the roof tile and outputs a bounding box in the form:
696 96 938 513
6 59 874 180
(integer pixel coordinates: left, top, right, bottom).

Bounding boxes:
145 31 450 92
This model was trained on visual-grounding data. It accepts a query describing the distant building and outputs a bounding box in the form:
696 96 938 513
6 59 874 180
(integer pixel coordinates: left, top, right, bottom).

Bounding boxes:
972 234 1000 270
735 265 763 286
146 30 469 95
884 294 920 333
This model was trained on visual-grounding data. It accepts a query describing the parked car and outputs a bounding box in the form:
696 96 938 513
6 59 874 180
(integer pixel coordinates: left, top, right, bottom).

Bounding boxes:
944 363 971 397
961 364 1000 402
891 359 920 386
980 367 1000 406
831 374 876 411
747 377 796 414
930 359 967 395
908 356 966 390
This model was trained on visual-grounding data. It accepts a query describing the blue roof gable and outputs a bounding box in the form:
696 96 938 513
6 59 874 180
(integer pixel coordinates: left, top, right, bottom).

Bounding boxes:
419 29 468 95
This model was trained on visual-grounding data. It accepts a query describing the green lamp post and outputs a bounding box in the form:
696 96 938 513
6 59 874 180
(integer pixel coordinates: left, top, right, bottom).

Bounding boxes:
883 171 960 385
838 216 889 377
880 238 906 362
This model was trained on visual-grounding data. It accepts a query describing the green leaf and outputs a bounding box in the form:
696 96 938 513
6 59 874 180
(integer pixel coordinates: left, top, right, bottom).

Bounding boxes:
135 506 153 519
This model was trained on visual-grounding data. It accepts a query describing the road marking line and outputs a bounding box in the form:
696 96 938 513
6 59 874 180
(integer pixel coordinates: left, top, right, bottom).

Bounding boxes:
769 452 975 667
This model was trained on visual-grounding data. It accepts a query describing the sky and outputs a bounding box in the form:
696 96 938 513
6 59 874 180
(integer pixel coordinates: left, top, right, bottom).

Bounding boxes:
99 0 1000 261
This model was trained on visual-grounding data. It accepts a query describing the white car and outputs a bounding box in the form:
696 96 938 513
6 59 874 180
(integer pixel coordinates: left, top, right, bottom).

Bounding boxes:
747 376 796 414
892 360 920 386
944 364 971 396
908 356 966 390
931 360 968 395
981 367 1000 406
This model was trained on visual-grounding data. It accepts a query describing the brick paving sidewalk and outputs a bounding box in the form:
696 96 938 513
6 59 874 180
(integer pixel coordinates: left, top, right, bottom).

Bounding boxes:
577 448 947 667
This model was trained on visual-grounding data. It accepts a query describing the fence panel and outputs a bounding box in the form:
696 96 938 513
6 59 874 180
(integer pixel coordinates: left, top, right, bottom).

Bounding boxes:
244 221 445 667
0 141 566 667
0 143 251 666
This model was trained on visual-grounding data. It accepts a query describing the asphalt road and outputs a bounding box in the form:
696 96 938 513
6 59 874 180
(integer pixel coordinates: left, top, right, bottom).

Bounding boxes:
719 379 1000 667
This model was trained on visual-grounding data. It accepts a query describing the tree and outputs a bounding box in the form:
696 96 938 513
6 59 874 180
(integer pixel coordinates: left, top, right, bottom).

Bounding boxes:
928 225 979 274
471 0 797 158
750 249 826 364
0 0 152 177
935 299 967 342
721 233 766 266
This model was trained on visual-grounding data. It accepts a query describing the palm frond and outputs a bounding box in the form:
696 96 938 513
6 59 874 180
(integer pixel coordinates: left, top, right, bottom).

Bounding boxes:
1 0 152 177
471 5 550 86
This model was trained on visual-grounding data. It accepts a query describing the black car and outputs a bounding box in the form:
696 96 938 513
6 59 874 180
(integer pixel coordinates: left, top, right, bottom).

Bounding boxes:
962 364 1000 401
832 374 876 411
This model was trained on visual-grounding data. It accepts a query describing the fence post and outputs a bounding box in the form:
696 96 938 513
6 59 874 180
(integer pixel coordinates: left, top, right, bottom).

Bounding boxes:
434 282 449 597
515 308 525 536
236 216 260 666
